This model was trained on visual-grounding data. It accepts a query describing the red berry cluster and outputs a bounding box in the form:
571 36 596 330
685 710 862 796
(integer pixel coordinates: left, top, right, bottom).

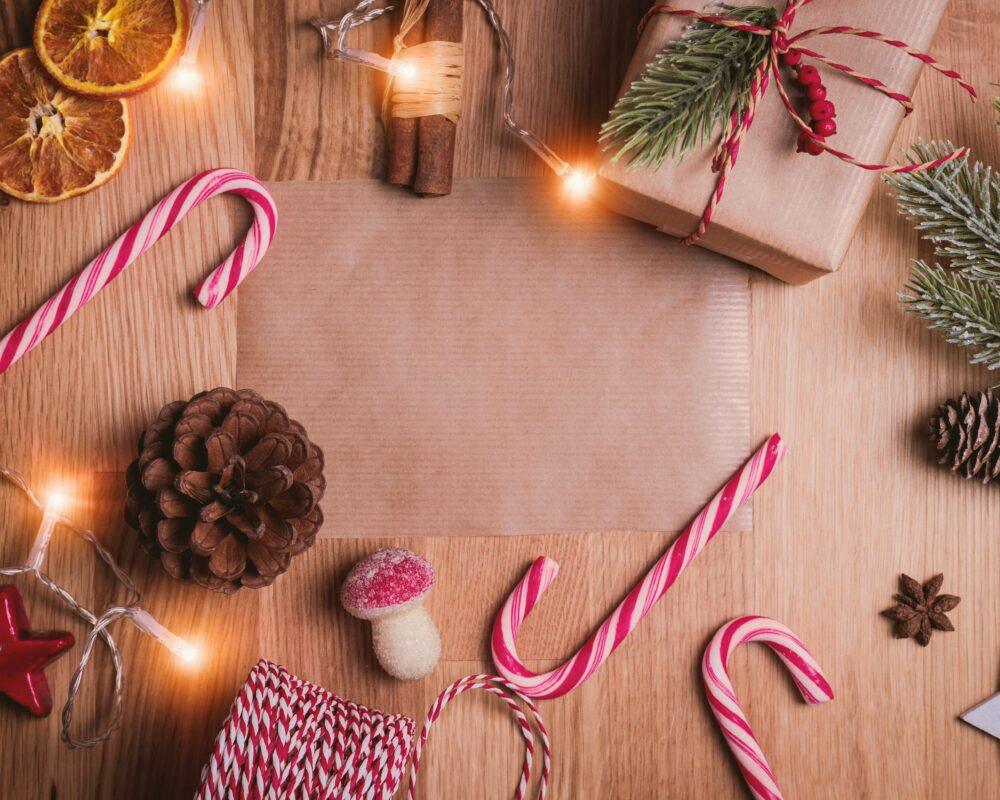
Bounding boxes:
782 48 835 156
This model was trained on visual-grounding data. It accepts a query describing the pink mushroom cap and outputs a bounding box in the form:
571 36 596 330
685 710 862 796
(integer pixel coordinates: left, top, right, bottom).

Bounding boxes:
341 548 435 620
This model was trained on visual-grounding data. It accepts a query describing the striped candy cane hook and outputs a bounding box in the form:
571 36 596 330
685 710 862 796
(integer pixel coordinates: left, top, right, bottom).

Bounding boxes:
702 616 834 800
0 168 277 376
492 434 787 699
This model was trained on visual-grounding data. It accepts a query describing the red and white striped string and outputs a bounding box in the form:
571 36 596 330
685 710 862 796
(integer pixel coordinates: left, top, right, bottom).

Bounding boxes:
641 0 976 245
702 616 834 800
0 168 276 376
197 660 551 800
407 674 551 800
491 434 786 699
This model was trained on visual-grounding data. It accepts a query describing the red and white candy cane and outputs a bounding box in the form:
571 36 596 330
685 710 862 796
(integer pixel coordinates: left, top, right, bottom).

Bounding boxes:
0 168 277 376
408 675 551 800
702 616 834 800
492 434 787 699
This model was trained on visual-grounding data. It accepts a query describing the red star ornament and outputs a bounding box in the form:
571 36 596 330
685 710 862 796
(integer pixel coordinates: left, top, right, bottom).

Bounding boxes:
0 585 74 716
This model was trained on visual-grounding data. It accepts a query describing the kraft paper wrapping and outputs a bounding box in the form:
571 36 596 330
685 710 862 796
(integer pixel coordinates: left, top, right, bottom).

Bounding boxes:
237 178 750 537
598 0 948 284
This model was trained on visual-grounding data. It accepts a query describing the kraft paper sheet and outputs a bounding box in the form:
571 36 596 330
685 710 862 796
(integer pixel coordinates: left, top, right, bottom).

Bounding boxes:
237 179 750 537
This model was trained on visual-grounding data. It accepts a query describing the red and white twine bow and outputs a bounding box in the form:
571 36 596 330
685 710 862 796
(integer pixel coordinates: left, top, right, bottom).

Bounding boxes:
641 0 977 245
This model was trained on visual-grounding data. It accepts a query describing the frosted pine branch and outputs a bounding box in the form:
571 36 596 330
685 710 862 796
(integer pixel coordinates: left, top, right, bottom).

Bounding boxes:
901 261 1000 370
886 141 1000 281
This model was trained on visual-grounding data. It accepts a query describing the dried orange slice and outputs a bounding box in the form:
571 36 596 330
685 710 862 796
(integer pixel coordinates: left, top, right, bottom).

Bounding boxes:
34 0 188 97
0 48 130 202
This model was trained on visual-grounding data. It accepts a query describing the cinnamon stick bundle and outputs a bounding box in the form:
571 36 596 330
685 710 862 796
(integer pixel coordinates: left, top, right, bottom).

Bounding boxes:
386 15 424 187
386 0 463 196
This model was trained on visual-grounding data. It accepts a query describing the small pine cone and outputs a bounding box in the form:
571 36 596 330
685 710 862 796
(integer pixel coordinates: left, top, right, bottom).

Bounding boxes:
125 388 325 594
930 390 1000 484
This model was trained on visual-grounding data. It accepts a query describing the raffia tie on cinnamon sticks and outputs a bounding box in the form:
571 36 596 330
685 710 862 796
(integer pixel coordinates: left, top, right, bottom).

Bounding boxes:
385 0 464 195
389 42 463 122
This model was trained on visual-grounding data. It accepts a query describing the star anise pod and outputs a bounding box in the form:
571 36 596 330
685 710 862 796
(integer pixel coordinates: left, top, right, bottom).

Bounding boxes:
881 573 960 646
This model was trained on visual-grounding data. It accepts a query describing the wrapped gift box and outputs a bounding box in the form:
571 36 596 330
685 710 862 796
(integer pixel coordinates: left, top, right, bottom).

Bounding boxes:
597 0 949 284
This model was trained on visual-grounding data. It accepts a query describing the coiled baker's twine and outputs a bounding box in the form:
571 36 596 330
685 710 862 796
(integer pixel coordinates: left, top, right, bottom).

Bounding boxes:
407 674 551 799
196 660 551 799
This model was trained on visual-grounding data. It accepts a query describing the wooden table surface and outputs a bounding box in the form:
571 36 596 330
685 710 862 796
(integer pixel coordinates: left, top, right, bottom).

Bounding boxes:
1 1 998 797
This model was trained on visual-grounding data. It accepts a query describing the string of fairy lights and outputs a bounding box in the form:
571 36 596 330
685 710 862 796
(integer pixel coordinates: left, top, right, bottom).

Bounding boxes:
0 470 199 749
310 0 596 196
0 0 589 751
168 0 594 196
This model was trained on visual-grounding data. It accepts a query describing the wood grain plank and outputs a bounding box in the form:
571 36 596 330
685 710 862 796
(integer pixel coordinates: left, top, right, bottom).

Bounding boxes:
0 0 256 797
0 0 997 797
747 1 1000 797
0 0 253 474
253 0 650 181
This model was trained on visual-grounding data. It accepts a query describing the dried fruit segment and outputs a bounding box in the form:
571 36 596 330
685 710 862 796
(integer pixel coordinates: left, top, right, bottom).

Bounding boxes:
0 47 129 202
34 0 188 97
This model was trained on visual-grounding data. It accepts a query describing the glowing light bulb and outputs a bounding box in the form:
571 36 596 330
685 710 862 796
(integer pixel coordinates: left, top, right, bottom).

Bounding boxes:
171 62 203 92
171 0 210 93
45 489 69 516
394 61 418 82
26 487 72 571
176 642 201 665
131 608 202 667
563 168 595 200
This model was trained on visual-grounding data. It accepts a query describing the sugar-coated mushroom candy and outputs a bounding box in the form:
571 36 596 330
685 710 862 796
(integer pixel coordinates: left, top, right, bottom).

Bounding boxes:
341 547 441 680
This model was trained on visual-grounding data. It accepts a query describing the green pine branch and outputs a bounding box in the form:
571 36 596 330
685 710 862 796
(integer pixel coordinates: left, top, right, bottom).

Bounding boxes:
600 5 777 169
901 262 1000 370
886 141 1000 280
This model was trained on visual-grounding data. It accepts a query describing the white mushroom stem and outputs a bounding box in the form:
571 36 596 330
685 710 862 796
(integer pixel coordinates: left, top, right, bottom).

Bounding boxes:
371 603 441 681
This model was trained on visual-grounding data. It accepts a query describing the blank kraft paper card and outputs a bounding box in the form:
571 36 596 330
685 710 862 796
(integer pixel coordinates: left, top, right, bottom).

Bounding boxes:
237 178 751 537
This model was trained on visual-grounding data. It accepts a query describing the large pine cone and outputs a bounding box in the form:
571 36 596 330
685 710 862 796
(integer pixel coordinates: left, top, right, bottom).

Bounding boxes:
930 389 1000 484
125 388 325 594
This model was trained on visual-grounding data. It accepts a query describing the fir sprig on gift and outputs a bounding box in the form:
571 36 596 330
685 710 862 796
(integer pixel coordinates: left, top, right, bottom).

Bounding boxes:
600 5 777 169
891 141 1000 370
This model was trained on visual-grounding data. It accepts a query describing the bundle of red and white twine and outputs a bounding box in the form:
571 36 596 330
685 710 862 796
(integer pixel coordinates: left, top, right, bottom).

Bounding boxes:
196 660 551 800
641 0 977 245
